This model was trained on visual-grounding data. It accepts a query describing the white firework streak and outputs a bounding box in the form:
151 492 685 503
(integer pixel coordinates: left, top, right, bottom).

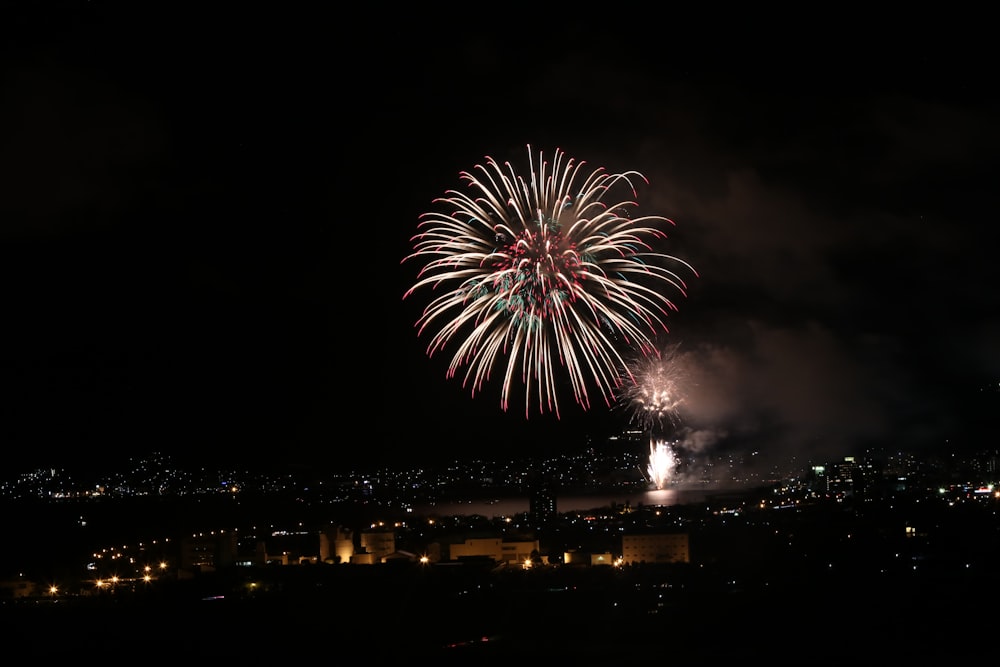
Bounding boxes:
647 439 677 490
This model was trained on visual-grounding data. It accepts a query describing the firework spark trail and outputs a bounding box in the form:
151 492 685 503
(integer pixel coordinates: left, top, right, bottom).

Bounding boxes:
403 145 697 418
647 439 677 490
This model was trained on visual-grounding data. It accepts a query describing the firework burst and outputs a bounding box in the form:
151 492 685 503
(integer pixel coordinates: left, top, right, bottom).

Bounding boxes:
402 145 697 418
619 343 688 434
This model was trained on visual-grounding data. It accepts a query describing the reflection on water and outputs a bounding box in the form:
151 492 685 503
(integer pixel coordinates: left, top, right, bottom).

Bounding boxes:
640 488 680 507
413 486 717 517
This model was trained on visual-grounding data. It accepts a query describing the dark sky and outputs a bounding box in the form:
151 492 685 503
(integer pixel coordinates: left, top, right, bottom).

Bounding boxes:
2 5 998 474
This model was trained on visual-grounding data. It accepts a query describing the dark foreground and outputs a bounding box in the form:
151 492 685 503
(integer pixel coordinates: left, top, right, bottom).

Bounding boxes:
4 559 996 663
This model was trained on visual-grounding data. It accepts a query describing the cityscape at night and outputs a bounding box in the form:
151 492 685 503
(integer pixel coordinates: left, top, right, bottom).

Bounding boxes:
3 4 998 662
4 431 1000 659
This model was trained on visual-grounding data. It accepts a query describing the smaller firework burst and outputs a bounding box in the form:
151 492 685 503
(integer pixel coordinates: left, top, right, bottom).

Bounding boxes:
620 343 688 434
647 439 676 490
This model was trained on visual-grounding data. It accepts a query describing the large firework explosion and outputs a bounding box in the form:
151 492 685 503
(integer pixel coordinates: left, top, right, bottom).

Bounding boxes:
402 145 697 418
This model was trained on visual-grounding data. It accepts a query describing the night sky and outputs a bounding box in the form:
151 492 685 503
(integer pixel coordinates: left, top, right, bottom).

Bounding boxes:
2 5 998 474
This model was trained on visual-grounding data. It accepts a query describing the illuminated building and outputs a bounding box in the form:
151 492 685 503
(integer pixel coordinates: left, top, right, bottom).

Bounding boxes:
447 537 541 566
254 527 324 565
360 529 396 563
621 532 689 565
563 549 614 566
319 524 355 564
814 456 877 498
827 456 857 497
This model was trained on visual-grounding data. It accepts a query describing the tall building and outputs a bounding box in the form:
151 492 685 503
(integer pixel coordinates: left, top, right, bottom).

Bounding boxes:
179 531 237 572
826 456 858 497
319 524 355 564
529 480 557 524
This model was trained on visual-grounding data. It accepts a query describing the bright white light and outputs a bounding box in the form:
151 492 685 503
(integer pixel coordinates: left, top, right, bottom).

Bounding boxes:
647 439 676 490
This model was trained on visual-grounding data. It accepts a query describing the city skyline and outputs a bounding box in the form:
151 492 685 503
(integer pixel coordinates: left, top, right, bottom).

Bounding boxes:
1 7 997 475
6 432 1000 500
5 413 1000 659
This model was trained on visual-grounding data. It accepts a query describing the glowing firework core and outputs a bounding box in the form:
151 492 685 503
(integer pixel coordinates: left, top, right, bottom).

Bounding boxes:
634 378 682 424
491 216 580 326
647 439 676 490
